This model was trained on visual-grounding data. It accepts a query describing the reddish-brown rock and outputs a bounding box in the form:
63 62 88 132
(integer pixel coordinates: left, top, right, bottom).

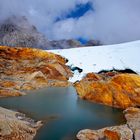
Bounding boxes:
0 46 72 97
77 125 133 140
74 71 140 109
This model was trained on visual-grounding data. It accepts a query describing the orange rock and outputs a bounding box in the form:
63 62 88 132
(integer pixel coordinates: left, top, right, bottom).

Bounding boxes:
104 129 120 140
77 107 140 140
0 46 72 97
77 125 133 140
0 88 25 97
74 72 140 109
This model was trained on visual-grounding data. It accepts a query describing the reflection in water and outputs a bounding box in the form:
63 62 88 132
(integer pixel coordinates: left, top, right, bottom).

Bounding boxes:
0 86 125 140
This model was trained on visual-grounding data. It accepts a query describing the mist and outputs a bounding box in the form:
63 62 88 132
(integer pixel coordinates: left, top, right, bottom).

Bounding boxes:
0 0 140 44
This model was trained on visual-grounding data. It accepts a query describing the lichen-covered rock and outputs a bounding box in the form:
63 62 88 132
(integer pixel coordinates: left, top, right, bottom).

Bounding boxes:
124 107 140 138
77 107 140 140
0 46 72 97
77 125 133 140
74 71 140 109
0 88 25 97
0 107 42 140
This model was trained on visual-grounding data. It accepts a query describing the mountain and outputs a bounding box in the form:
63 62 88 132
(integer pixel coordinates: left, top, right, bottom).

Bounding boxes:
0 16 51 49
0 16 82 49
0 16 101 49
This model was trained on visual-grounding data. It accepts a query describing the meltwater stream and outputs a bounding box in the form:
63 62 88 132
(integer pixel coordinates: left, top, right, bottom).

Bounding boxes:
0 86 125 140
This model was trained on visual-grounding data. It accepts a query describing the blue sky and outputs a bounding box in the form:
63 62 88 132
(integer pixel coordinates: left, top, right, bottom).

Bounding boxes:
0 0 140 45
54 1 93 43
56 2 93 21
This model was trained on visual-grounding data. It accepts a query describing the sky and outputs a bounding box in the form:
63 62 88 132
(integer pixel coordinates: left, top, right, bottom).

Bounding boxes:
0 0 140 45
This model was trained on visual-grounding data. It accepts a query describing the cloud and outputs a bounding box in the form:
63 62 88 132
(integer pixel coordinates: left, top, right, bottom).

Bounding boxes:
0 0 140 44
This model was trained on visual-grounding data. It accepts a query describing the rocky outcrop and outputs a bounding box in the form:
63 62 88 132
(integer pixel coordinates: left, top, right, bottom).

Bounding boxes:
0 16 50 49
49 39 82 49
86 39 102 46
74 70 140 109
0 16 83 49
0 16 101 49
0 107 42 140
124 107 140 139
0 46 72 97
77 107 140 140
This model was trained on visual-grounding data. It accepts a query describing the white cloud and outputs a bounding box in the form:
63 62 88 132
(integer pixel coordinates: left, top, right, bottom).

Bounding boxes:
0 0 140 44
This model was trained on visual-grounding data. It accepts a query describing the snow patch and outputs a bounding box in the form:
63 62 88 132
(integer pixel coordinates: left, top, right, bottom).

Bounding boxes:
48 40 140 82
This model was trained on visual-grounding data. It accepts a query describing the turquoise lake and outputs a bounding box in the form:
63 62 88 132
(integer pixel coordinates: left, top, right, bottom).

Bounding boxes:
0 86 125 140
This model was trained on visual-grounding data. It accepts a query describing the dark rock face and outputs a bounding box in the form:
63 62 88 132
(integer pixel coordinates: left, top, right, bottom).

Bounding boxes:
0 16 101 49
98 68 137 74
49 39 82 49
0 16 82 49
0 16 50 49
86 39 102 46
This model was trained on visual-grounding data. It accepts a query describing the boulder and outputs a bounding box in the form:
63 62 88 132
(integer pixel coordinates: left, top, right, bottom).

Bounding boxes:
77 107 140 140
0 107 42 140
74 71 140 109
77 125 133 140
0 46 72 97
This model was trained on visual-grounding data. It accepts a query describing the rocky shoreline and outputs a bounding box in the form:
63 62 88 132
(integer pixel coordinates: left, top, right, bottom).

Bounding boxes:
75 70 140 139
74 70 140 109
0 107 42 140
1 46 140 140
0 46 72 97
0 46 73 139
77 107 140 140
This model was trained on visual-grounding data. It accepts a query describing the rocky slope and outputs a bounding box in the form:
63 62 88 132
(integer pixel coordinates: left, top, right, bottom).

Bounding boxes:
0 107 42 140
0 46 72 97
0 16 50 49
0 16 81 49
77 107 140 140
0 16 100 49
74 70 140 109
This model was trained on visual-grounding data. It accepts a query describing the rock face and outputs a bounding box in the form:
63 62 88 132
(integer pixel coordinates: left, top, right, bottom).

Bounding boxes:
77 107 140 140
77 125 133 140
49 39 82 49
124 107 140 139
86 39 102 46
0 16 82 49
0 107 42 140
0 46 72 97
0 16 101 49
74 70 140 109
0 16 50 49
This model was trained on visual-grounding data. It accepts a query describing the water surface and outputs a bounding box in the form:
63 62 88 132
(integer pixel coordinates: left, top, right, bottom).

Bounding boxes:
0 86 125 140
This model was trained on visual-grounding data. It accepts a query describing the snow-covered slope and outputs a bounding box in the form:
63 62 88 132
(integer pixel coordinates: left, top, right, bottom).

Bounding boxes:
48 40 140 82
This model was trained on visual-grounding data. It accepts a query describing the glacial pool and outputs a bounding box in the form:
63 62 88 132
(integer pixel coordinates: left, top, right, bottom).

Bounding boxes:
0 86 125 140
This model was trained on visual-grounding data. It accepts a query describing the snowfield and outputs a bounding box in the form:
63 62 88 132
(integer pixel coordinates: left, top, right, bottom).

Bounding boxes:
48 40 140 82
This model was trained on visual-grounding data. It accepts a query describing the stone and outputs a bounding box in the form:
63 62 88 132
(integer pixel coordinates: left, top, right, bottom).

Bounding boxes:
0 16 83 50
77 125 133 140
124 107 140 131
0 107 42 140
0 88 25 97
135 129 140 140
77 107 140 140
0 46 72 97
74 71 140 109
